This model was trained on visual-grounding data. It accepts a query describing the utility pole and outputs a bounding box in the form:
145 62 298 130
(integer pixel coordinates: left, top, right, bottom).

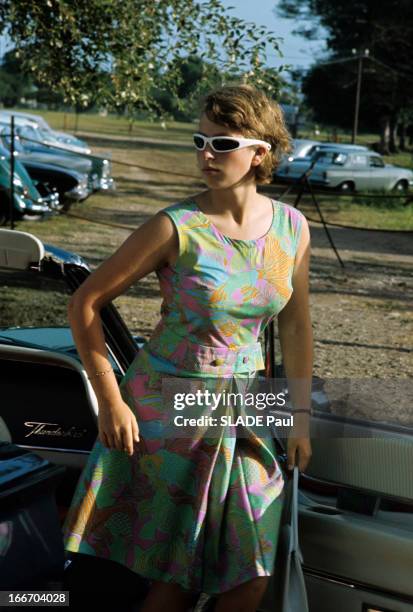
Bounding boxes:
351 48 369 144
9 115 15 230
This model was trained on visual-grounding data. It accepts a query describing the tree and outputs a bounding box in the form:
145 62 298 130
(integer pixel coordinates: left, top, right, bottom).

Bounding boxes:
0 49 35 107
276 0 413 152
0 0 287 122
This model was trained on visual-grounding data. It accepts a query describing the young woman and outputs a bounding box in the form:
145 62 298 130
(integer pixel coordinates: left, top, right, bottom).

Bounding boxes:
62 83 313 612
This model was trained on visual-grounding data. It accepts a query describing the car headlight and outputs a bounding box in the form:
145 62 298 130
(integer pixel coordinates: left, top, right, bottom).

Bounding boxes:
102 159 111 177
14 194 26 209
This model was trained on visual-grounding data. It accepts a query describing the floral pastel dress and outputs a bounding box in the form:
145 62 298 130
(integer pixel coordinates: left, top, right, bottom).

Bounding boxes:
62 197 305 595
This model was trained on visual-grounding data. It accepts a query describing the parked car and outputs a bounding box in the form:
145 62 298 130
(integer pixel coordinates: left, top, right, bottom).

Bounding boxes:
0 122 115 193
309 150 413 192
22 160 91 206
0 142 90 212
288 139 322 160
0 149 60 225
0 110 91 154
276 139 322 176
275 144 369 184
1 227 412 611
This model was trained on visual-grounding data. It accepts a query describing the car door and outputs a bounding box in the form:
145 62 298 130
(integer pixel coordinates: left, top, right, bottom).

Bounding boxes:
0 229 139 453
368 155 389 190
260 376 413 612
350 153 371 190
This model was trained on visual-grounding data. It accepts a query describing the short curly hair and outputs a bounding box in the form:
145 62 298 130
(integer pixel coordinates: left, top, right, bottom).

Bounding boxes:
199 83 292 185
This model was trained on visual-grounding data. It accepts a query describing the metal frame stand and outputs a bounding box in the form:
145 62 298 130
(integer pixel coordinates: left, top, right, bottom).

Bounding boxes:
264 159 345 377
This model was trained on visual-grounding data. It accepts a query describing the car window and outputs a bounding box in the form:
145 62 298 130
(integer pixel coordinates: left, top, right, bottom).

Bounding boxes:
0 268 71 329
38 127 58 142
369 156 385 168
0 130 25 153
307 145 320 157
316 152 347 165
17 126 40 145
322 378 413 431
352 154 368 166
0 267 127 374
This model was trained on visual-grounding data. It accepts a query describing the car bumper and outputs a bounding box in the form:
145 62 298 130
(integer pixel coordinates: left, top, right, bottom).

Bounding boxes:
99 177 116 191
13 194 51 215
42 193 62 211
20 198 56 220
22 209 58 221
65 185 91 202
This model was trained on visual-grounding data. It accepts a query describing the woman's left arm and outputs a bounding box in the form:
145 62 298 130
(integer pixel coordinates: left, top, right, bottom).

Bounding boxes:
277 214 313 473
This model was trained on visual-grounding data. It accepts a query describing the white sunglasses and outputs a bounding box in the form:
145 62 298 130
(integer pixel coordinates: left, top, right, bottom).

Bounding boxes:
193 132 271 153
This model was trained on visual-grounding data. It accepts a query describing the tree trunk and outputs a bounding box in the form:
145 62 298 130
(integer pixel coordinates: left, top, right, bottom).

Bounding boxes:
389 114 399 153
379 115 391 154
398 121 406 151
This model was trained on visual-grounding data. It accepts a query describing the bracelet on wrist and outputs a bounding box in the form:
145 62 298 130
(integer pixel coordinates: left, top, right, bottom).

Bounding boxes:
87 366 113 380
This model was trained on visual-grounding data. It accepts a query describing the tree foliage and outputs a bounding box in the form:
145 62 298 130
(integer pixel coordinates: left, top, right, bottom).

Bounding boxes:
277 0 413 150
0 0 287 120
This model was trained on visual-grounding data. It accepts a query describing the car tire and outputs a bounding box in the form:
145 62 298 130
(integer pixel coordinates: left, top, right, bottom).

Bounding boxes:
338 181 355 193
392 179 408 194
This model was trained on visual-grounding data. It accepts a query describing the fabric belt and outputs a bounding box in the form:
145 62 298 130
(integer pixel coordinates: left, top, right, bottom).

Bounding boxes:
143 324 265 377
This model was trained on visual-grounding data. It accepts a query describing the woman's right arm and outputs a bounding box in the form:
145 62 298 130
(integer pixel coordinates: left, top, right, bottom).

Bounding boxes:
67 211 177 456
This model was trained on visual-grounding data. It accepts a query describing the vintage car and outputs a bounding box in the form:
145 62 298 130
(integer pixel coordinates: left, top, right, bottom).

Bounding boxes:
0 121 115 193
275 143 369 184
275 139 322 177
0 229 412 611
288 139 322 160
21 159 91 206
0 141 90 214
276 143 413 193
0 148 61 225
308 150 413 192
0 110 91 155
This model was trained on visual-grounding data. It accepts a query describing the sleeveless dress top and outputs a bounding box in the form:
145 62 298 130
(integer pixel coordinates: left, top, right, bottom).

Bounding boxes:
62 197 306 595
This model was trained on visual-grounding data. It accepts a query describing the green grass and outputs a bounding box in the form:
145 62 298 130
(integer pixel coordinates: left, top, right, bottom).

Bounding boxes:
6 107 413 231
310 200 413 230
14 107 197 142
263 186 413 230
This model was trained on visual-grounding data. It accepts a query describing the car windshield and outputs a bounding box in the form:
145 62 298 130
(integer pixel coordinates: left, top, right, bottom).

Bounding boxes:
316 151 348 165
16 125 42 144
39 127 60 142
0 128 25 152
307 145 321 158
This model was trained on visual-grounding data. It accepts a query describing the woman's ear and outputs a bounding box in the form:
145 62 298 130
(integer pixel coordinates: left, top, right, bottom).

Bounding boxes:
251 146 267 166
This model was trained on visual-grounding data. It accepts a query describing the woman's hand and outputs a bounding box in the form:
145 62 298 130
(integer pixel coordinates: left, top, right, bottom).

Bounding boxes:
98 400 140 457
287 434 312 473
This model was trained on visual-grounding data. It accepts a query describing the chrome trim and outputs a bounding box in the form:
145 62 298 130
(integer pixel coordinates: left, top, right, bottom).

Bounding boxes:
303 566 413 603
16 444 91 455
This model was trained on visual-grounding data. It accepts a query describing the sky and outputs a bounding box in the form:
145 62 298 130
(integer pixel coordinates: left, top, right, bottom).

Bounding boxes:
220 0 327 70
0 0 327 71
